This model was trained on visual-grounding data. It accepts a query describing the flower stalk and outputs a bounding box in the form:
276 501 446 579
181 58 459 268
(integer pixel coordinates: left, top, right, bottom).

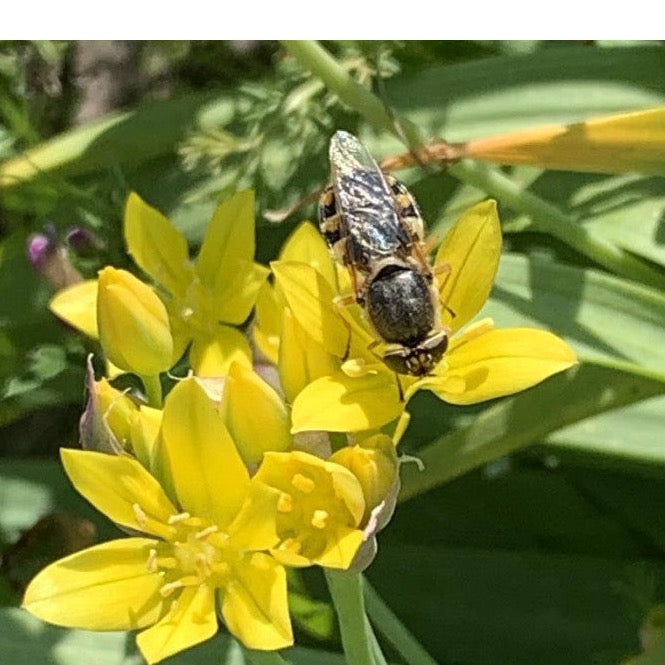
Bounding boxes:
325 570 382 665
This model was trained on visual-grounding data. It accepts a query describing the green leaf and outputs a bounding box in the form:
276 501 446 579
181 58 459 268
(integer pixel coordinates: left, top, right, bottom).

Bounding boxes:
0 608 349 664
399 363 665 502
368 543 651 665
487 253 665 378
385 44 665 142
543 395 665 470
0 92 234 190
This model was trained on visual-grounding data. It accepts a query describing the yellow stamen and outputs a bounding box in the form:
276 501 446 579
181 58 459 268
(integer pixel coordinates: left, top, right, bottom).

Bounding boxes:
292 473 315 494
277 492 294 513
146 548 158 572
168 512 191 525
132 503 148 528
195 525 218 539
311 509 329 529
279 538 302 555
160 580 184 597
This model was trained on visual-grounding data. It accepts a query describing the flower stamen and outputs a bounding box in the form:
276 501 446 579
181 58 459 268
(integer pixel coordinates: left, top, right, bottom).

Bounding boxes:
311 509 328 529
168 512 191 525
195 525 218 539
292 473 315 494
132 503 148 528
277 492 294 513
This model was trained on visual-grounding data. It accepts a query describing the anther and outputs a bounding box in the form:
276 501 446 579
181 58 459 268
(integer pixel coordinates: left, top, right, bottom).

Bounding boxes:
133 503 148 527
195 525 218 539
160 580 185 597
146 548 158 572
311 510 329 529
168 512 191 525
292 473 315 494
277 492 294 513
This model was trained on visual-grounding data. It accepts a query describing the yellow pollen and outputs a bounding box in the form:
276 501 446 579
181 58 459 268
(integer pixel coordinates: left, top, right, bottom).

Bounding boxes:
279 538 302 555
132 503 148 527
311 510 329 529
168 512 191 525
277 492 294 513
146 548 158 572
292 473 315 494
195 525 218 539
160 580 184 597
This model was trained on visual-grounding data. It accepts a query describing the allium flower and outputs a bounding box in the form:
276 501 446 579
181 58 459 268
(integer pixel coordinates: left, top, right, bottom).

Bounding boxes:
23 378 292 663
48 191 268 377
270 201 577 432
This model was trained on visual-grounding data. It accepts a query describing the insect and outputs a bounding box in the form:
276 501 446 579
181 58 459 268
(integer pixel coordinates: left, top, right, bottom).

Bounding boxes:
318 130 449 377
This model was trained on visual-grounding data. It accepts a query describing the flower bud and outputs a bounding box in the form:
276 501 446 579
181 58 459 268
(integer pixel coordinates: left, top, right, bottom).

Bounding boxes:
97 267 173 375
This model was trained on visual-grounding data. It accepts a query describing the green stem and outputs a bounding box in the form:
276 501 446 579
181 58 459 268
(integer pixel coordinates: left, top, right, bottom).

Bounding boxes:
243 647 290 665
141 374 163 408
364 578 438 665
365 615 389 665
325 570 379 665
282 40 665 291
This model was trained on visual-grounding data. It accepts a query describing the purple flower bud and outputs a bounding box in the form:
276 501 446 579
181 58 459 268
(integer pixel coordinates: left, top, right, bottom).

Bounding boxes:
66 226 104 255
27 225 82 289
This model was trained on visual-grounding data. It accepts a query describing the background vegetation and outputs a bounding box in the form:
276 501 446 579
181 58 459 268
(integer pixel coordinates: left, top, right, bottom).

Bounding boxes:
1 40 665 664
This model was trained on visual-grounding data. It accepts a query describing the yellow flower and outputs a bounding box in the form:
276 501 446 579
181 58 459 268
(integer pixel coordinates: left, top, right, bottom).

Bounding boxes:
253 451 366 570
218 361 380 569
97 267 173 376
23 378 292 663
48 191 269 377
272 201 577 433
253 222 348 404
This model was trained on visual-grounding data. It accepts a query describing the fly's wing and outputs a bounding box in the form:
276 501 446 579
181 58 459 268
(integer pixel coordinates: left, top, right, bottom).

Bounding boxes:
329 131 410 271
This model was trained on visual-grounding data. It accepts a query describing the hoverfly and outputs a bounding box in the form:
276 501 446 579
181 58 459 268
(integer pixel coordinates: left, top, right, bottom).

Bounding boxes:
318 130 448 377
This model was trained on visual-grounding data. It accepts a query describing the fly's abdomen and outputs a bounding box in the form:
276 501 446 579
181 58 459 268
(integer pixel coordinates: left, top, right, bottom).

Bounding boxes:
366 266 435 347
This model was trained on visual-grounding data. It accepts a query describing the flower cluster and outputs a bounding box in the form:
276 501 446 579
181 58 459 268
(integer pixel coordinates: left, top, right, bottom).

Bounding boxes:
25 189 575 663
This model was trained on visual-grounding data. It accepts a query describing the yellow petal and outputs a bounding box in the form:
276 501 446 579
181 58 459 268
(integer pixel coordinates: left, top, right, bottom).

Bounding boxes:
435 200 502 332
189 325 252 377
330 435 398 520
315 528 365 570
124 192 192 297
220 553 293 650
279 221 337 288
61 449 177 540
227 481 281 551
211 259 270 326
425 327 577 405
291 371 403 433
253 281 281 364
97 267 173 376
137 584 217 665
196 190 255 286
220 362 291 465
157 377 249 527
461 107 665 176
279 308 339 404
23 538 166 630
130 405 163 472
271 261 347 357
49 279 99 339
